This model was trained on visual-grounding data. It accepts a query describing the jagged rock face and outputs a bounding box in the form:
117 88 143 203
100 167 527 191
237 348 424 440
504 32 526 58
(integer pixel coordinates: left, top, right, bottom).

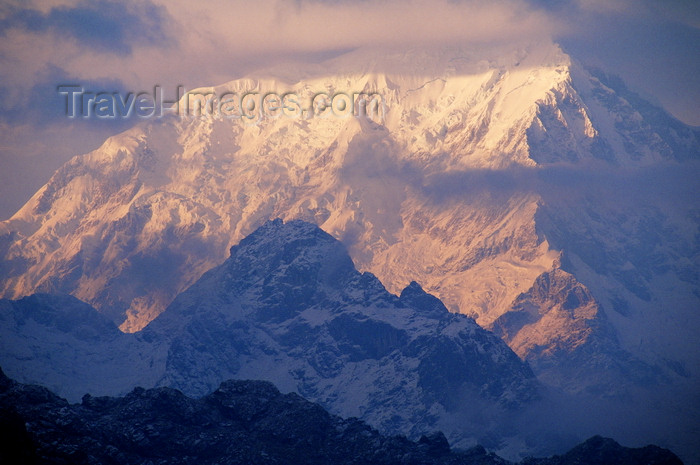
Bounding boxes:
0 41 698 401
144 219 538 438
490 269 659 394
0 220 538 446
0 369 683 465
492 268 603 360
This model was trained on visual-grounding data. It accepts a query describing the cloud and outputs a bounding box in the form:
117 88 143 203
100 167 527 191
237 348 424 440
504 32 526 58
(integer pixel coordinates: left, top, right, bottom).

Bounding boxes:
0 0 174 54
177 0 555 54
0 0 698 219
573 0 700 27
419 161 700 213
1 0 697 123
0 64 133 128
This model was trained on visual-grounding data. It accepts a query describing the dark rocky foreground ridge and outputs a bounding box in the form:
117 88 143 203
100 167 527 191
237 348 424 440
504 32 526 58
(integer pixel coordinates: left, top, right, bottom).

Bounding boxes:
0 368 683 465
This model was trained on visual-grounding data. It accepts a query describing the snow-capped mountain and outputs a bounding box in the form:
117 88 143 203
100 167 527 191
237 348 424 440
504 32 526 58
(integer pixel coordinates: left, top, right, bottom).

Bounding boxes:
491 267 658 395
0 40 698 395
144 219 539 439
0 219 538 448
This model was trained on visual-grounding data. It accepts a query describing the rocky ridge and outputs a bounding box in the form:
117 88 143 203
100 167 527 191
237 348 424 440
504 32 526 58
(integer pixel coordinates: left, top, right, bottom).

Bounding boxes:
0 368 683 465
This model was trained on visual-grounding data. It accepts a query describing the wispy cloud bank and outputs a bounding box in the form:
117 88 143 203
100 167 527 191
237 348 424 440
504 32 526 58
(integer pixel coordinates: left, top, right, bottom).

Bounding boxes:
0 0 556 103
0 0 697 219
0 0 173 54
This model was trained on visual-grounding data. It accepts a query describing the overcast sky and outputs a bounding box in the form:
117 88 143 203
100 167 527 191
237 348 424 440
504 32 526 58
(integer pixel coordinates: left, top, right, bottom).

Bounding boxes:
0 0 698 219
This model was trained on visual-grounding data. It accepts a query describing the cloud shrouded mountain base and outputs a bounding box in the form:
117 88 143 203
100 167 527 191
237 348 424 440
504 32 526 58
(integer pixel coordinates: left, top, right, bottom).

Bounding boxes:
1 42 697 392
1 220 536 452
1 42 699 462
1 219 698 463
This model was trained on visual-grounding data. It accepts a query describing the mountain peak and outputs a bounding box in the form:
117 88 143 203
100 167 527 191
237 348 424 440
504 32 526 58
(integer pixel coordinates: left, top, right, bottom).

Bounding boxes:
129 219 540 439
399 281 450 317
230 218 351 267
221 219 358 307
231 218 330 254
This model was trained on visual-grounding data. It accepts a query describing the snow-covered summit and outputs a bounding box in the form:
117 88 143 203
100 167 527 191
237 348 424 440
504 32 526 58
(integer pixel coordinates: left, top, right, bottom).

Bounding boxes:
0 40 698 395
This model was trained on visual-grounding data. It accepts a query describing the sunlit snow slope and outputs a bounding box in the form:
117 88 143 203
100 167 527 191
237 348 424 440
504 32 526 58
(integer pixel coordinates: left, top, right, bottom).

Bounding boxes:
1 41 698 392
